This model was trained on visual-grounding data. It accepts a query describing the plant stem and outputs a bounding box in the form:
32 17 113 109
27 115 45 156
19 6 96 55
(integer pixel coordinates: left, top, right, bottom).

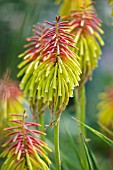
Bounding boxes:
75 87 81 119
75 85 87 169
39 111 45 141
80 86 86 137
54 120 61 170
75 85 86 136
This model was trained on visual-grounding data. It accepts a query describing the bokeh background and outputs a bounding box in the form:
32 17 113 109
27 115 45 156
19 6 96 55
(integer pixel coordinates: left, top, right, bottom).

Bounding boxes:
0 0 113 169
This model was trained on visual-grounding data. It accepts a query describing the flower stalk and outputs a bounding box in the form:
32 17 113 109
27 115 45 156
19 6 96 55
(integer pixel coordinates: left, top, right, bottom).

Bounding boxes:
80 86 86 136
39 111 45 141
54 120 61 170
75 86 88 169
75 86 86 135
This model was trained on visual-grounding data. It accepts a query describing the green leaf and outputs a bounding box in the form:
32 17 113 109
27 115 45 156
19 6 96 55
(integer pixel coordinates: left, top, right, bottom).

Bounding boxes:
82 137 94 170
86 143 99 170
73 117 113 148
81 136 99 170
64 126 85 170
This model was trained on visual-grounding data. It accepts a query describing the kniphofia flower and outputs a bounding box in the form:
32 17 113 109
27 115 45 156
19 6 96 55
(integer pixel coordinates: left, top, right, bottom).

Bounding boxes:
98 86 113 130
18 24 48 117
17 23 47 94
18 16 81 116
56 0 92 16
109 0 113 16
0 112 52 170
0 69 27 132
62 3 104 83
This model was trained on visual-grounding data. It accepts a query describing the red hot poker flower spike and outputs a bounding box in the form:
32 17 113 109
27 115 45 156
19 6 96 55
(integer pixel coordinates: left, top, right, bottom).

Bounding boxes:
0 111 52 170
98 86 113 131
20 16 81 116
0 69 28 135
62 3 104 82
18 16 81 117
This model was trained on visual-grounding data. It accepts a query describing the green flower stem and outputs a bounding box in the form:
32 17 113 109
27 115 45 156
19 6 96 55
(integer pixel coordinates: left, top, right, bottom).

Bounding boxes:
75 86 86 136
39 112 45 142
75 87 80 121
75 85 87 169
54 120 61 170
80 86 86 137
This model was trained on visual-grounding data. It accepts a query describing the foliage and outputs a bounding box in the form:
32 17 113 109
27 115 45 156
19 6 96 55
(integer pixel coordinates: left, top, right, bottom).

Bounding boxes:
0 0 113 170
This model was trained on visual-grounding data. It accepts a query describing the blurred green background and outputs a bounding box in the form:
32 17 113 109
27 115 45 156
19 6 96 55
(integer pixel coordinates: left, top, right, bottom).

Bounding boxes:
0 0 113 169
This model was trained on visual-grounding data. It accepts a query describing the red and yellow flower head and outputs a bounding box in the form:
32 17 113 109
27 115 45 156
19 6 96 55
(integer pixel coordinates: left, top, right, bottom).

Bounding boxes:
18 16 81 115
62 3 104 83
0 69 27 131
98 86 113 130
0 112 52 170
56 0 92 15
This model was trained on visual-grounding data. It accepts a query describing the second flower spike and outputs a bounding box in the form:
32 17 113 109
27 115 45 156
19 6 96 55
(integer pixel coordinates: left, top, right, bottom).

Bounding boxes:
0 111 52 170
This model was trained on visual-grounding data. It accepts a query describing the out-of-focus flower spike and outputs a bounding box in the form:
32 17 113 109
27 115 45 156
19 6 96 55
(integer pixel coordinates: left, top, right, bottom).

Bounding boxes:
98 86 113 131
0 69 28 138
62 2 104 82
55 0 61 4
108 0 113 16
0 111 51 170
56 0 92 16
